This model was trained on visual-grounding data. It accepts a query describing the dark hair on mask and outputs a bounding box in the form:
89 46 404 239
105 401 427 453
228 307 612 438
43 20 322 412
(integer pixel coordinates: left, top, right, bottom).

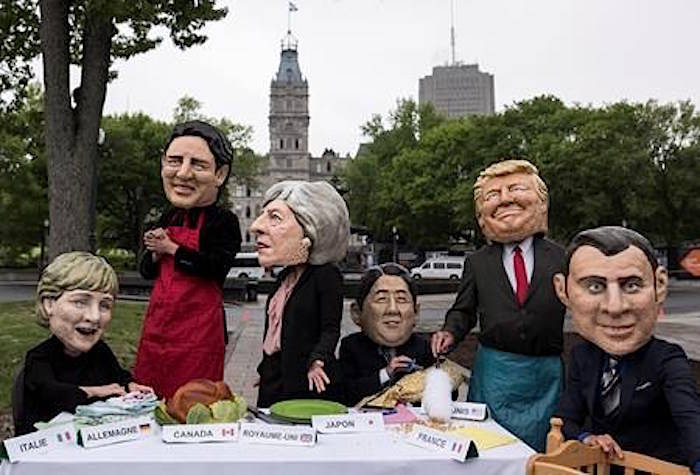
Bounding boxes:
564 226 658 274
164 120 234 187
356 263 417 310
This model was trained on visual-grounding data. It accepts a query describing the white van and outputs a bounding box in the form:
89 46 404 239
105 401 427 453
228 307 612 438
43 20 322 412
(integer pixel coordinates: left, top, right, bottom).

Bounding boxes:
410 257 464 280
227 252 265 279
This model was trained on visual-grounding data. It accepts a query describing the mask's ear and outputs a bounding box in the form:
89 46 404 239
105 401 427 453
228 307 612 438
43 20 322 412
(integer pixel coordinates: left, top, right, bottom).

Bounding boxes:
301 237 311 249
350 302 362 327
215 165 229 187
654 266 669 305
42 297 55 319
553 273 569 307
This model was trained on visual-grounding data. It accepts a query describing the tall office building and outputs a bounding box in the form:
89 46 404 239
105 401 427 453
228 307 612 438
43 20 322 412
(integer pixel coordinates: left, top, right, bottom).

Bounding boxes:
419 63 495 118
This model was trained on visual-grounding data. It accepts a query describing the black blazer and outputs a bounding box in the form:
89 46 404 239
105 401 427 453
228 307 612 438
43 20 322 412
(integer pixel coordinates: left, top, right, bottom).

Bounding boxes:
339 332 435 406
259 263 343 398
443 235 566 356
557 338 700 468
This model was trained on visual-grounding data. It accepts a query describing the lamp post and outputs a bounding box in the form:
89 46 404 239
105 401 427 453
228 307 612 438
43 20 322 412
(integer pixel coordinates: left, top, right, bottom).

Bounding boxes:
89 128 106 252
392 226 399 263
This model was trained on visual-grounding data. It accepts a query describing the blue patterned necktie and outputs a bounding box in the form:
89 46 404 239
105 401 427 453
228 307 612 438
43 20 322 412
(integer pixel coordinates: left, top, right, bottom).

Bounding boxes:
601 356 621 416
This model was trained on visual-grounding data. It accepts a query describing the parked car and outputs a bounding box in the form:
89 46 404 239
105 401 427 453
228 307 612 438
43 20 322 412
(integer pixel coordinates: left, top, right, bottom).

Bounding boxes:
410 258 464 280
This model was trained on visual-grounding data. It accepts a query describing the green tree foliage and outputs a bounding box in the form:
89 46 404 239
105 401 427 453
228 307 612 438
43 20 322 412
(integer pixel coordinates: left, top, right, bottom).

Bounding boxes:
344 96 700 258
96 113 170 257
0 0 228 259
0 84 47 265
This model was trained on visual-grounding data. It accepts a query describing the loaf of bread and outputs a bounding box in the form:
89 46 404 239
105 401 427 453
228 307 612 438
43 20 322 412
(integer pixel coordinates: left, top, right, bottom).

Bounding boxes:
166 379 233 423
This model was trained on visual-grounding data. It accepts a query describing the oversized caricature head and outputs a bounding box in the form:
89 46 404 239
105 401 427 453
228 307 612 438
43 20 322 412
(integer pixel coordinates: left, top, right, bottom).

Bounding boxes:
553 226 668 357
350 263 419 347
36 252 119 357
161 120 233 209
473 159 549 243
249 180 350 268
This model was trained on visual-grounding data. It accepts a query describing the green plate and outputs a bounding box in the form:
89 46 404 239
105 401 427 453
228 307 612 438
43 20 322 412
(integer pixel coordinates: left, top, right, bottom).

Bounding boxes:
270 399 347 423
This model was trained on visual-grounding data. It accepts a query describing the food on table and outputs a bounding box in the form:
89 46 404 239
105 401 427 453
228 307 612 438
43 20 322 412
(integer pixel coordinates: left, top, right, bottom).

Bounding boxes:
363 359 466 408
155 379 247 425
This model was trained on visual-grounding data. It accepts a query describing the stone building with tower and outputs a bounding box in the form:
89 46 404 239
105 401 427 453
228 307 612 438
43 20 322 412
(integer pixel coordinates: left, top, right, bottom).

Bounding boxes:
232 32 350 250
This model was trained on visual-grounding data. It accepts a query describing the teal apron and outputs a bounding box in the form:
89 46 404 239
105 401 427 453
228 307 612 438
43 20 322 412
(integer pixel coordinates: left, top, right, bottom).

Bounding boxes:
468 344 563 452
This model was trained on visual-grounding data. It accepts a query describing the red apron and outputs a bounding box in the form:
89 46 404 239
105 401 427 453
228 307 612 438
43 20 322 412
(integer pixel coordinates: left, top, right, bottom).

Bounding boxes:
133 211 225 398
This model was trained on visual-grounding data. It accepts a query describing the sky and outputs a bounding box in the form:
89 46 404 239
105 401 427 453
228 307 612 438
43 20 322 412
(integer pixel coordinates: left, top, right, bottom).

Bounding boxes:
101 0 700 157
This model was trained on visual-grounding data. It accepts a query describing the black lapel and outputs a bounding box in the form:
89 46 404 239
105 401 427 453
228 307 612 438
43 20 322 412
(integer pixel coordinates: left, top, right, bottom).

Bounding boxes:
584 344 605 415
487 243 515 302
282 264 315 322
525 236 548 304
615 342 649 427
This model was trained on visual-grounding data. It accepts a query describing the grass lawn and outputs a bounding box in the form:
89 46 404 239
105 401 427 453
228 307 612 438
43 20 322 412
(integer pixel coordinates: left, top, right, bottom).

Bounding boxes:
0 300 146 412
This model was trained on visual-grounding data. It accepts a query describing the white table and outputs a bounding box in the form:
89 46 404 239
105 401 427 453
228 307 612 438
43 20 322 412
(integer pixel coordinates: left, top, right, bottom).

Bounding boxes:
1 419 533 475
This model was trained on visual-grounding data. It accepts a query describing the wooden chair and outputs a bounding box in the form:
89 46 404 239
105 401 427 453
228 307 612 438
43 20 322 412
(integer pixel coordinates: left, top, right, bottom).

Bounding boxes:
526 418 691 475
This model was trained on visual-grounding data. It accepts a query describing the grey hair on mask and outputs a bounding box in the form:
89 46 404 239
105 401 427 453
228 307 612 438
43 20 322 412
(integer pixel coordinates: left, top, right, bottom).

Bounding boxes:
263 180 350 265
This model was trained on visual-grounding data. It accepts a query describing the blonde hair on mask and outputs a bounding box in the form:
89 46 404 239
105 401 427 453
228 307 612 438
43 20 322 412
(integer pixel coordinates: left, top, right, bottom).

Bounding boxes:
473 159 548 216
36 252 119 326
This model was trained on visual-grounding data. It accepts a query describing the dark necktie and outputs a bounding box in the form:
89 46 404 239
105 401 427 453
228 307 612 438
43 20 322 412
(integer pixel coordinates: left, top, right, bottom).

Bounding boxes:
513 246 528 306
601 356 621 416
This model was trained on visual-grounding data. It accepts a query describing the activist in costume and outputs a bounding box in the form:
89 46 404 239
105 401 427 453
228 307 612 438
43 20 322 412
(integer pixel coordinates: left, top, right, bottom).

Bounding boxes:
250 180 349 408
555 226 700 473
17 252 152 435
133 120 241 399
431 159 566 451
340 263 435 406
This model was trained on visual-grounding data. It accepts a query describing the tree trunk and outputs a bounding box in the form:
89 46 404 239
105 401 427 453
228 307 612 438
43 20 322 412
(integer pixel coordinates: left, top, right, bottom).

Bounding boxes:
40 0 113 260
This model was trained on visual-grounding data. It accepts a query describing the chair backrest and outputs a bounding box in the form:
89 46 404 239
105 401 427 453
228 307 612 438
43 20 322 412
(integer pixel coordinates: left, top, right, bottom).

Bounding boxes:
527 439 691 475
11 366 25 435
528 461 585 475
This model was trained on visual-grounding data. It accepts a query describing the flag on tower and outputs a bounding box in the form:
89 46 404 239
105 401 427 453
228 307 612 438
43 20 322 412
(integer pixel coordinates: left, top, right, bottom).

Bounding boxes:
289 2 298 12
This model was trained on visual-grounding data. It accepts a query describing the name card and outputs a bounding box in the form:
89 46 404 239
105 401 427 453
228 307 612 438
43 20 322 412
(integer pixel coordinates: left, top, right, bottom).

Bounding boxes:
312 413 384 433
239 422 316 447
4 424 77 462
162 423 240 443
452 402 488 421
405 425 478 462
80 416 153 448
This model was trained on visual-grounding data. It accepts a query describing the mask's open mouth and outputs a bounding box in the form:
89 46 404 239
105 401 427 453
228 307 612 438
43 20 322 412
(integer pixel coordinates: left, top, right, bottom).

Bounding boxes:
76 327 98 336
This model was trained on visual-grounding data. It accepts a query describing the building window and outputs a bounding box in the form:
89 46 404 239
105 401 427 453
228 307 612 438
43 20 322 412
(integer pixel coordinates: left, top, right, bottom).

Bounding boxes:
295 138 299 149
326 162 331 173
286 158 293 168
245 206 251 218
246 187 251 197
245 232 251 243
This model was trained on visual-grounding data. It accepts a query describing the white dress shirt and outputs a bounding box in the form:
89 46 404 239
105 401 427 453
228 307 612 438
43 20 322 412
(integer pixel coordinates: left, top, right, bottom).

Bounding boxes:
502 236 534 293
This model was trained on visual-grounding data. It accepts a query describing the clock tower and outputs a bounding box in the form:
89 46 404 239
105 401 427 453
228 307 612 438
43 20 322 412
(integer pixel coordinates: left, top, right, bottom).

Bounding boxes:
268 31 310 180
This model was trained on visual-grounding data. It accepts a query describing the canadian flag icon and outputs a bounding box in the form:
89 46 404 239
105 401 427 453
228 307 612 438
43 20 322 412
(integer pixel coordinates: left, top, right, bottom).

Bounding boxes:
222 428 236 437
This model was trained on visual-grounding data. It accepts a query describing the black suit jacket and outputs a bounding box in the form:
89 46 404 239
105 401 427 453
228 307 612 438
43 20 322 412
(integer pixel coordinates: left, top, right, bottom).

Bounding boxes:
557 338 700 467
258 263 343 399
443 235 566 356
339 332 435 405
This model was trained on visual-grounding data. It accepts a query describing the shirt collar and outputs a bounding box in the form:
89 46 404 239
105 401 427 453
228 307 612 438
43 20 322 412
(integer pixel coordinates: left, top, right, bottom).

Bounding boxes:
503 235 534 256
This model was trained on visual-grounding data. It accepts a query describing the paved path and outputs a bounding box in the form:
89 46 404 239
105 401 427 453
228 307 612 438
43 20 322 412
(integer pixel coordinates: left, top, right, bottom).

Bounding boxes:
224 290 700 408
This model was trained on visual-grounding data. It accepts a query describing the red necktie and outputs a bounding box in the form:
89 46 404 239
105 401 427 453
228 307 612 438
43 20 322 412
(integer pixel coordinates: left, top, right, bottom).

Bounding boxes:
513 246 528 306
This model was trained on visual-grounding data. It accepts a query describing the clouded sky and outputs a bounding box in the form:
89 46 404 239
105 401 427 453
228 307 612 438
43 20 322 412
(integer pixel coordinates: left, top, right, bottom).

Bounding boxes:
102 0 700 157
